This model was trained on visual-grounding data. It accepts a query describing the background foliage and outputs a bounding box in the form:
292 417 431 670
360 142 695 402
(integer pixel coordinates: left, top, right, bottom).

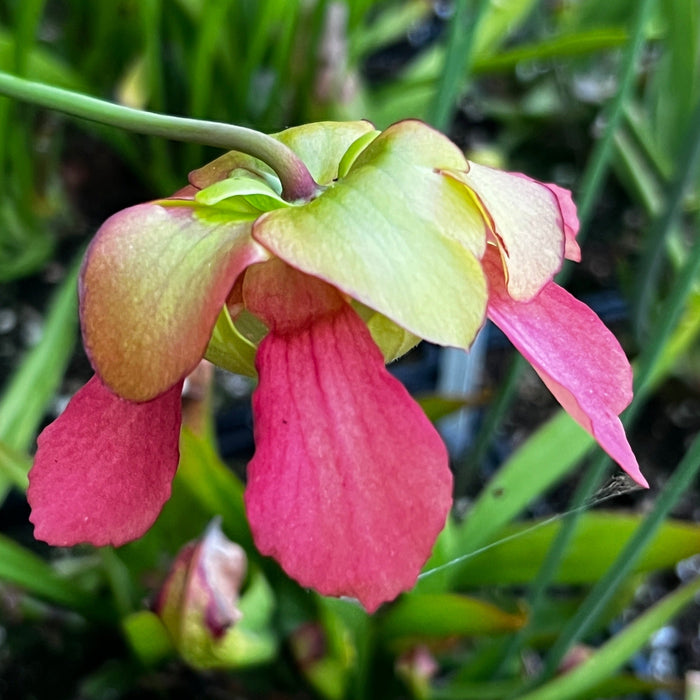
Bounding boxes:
0 1 699 698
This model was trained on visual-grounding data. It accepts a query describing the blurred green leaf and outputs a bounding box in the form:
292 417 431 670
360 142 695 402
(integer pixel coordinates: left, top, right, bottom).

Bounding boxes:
349 1 427 61
177 427 252 549
0 533 91 611
292 598 359 700
430 678 528 699
472 0 539 57
0 256 79 454
445 412 592 576
645 0 700 157
0 203 55 281
0 255 80 503
473 28 628 73
432 674 678 700
416 391 488 422
453 513 700 586
518 576 700 700
0 439 30 490
0 30 85 89
122 610 175 667
380 593 525 641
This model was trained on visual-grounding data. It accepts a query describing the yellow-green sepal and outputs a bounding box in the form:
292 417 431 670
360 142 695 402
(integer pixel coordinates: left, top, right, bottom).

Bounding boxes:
196 170 290 213
337 130 381 179
204 305 258 378
253 120 489 351
353 302 420 362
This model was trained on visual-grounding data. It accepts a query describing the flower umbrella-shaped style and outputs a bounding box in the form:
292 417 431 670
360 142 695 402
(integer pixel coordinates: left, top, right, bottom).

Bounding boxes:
28 120 646 612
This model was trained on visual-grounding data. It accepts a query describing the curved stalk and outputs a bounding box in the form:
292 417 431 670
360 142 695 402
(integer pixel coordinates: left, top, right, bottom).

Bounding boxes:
0 71 318 201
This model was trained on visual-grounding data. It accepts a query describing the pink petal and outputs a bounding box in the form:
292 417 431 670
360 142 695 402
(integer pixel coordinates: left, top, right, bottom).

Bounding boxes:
542 181 581 262
81 202 268 402
483 251 646 487
28 375 183 547
243 262 453 612
170 184 199 198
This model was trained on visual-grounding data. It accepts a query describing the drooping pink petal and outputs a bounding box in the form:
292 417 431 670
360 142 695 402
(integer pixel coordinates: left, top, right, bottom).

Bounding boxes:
242 261 453 612
483 250 647 487
455 162 568 301
81 202 268 402
28 375 183 547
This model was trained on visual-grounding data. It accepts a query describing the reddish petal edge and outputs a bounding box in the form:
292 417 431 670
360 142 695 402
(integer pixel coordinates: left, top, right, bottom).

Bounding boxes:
484 252 646 487
243 264 453 612
28 375 183 547
80 202 267 403
541 181 581 262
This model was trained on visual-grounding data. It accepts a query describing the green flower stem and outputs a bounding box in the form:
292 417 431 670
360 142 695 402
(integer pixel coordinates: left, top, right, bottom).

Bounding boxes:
0 71 318 201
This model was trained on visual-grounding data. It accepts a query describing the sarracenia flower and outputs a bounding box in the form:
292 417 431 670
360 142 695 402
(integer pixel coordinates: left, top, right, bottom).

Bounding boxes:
28 120 646 612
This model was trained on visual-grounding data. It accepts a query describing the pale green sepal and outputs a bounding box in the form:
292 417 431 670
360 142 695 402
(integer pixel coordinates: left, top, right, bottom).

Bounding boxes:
337 130 381 179
273 121 377 186
204 305 258 378
254 120 489 350
157 197 261 224
232 308 269 346
189 122 377 193
196 174 290 213
360 307 420 362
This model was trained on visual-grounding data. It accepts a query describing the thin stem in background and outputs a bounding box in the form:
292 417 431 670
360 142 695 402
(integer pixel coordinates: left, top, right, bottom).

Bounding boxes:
0 0 46 189
572 0 657 241
430 0 493 496
0 71 318 202
428 0 490 133
631 97 700 339
139 0 173 189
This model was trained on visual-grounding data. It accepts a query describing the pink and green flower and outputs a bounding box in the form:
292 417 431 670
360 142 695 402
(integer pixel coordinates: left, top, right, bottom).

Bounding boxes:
28 119 646 612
